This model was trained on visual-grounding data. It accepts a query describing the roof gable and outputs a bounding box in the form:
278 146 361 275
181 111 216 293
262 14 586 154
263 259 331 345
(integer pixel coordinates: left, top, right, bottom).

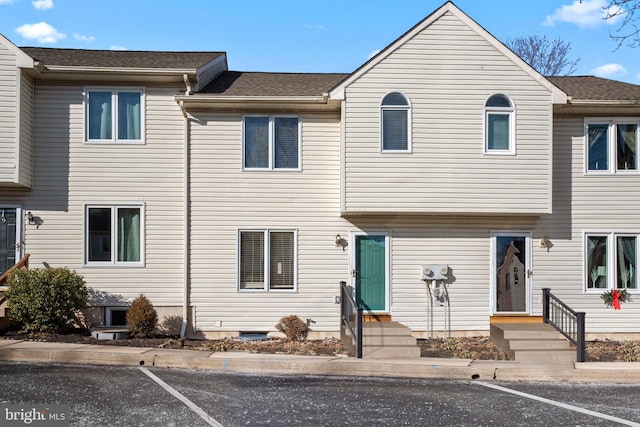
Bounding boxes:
329 1 567 104
0 34 35 69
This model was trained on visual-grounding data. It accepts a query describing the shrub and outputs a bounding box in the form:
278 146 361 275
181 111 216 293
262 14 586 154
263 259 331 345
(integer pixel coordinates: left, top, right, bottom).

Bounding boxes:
275 315 309 341
6 267 88 333
126 294 158 337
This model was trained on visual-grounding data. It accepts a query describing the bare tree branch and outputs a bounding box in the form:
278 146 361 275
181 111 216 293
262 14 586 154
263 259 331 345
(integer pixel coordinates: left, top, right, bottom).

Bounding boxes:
606 0 640 49
505 34 580 76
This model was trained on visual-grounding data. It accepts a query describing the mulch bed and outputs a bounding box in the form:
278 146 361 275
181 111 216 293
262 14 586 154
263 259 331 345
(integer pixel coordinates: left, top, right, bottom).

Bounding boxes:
1 330 636 361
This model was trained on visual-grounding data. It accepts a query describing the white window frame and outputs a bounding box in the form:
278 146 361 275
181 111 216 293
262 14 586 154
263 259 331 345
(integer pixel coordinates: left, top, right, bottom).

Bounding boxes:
584 231 640 292
484 94 516 155
584 118 640 174
380 92 412 153
84 87 145 144
242 115 301 171
237 229 298 292
84 203 145 267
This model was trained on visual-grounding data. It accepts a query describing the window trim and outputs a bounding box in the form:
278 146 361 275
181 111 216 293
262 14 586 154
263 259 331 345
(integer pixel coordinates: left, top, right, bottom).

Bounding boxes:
584 118 640 174
83 203 145 267
483 94 516 155
380 92 412 153
584 231 639 292
242 115 301 171
237 228 298 292
84 87 146 144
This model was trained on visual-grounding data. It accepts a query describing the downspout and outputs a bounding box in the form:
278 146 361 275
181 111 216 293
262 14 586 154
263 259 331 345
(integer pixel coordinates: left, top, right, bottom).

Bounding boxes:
180 75 191 338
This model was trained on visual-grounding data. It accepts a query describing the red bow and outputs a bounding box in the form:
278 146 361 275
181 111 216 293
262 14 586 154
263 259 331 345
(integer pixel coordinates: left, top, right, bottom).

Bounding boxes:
612 289 621 310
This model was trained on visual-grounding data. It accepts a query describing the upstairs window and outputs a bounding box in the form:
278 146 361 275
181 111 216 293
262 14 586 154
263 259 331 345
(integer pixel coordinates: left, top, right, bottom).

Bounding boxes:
586 120 639 173
86 88 144 143
484 94 515 155
381 92 411 152
243 116 300 170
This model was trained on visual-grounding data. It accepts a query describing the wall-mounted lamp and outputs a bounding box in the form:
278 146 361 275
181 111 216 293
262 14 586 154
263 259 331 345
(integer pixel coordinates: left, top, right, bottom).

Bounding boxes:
335 234 342 246
0 210 5 224
26 211 35 225
540 235 551 251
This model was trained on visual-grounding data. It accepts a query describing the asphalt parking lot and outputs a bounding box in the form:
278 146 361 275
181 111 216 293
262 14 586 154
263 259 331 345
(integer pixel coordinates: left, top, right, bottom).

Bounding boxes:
2 362 640 426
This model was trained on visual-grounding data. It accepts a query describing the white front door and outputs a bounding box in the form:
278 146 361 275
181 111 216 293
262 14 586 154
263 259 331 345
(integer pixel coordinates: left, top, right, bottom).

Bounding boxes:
491 232 531 314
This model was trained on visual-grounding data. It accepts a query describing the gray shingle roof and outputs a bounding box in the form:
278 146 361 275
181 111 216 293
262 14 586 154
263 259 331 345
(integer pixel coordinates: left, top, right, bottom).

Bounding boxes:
548 76 640 101
20 47 224 69
198 71 349 96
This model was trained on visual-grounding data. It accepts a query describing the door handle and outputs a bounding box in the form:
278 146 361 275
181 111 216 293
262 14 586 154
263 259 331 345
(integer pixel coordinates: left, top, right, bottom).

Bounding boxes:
527 270 532 278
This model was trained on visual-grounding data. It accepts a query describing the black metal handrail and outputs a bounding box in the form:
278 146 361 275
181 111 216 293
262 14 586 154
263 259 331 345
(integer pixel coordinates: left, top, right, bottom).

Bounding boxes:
340 281 362 358
542 288 586 362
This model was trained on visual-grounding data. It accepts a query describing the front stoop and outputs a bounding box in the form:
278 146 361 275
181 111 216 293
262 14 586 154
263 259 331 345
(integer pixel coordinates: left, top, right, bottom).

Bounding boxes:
342 321 421 358
490 323 576 363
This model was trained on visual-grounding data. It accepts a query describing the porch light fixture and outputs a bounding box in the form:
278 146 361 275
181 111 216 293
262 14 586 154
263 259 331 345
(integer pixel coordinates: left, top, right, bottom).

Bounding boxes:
26 211 35 225
540 235 550 249
335 234 342 246
0 210 5 224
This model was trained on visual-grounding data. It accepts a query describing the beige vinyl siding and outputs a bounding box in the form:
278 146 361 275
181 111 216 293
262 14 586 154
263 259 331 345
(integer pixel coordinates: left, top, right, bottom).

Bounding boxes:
18 70 33 187
0 43 17 184
343 11 553 215
189 112 350 333
24 83 185 306
534 117 640 334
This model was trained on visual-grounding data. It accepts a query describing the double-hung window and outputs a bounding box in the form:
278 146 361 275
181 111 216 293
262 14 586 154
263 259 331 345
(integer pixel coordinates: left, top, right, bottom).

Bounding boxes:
484 94 515 155
243 116 300 170
586 120 639 173
585 232 638 291
238 229 296 291
86 88 144 143
85 204 144 265
380 92 411 152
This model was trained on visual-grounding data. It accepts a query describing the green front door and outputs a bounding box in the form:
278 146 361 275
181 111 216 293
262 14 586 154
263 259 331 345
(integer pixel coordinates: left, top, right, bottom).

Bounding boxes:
355 235 387 311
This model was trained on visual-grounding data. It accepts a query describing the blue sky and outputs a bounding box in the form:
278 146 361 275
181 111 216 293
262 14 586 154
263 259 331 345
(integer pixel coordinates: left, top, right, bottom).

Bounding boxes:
1 0 638 83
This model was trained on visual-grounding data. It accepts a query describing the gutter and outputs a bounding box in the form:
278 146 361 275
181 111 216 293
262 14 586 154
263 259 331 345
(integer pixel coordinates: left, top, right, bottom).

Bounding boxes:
175 95 331 105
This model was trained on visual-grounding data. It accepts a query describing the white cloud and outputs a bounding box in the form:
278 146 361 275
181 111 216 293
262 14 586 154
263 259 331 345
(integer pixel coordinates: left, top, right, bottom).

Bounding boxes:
543 0 622 28
592 63 628 78
367 49 381 60
73 33 94 42
33 0 53 10
0 0 15 4
15 22 65 43
109 45 126 51
304 24 325 30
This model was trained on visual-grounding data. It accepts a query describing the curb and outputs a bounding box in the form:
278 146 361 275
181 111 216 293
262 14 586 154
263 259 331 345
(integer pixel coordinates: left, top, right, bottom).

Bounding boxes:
1 340 640 383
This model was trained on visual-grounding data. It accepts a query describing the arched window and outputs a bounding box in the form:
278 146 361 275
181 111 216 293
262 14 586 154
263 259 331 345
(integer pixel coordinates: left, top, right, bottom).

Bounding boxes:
485 94 515 154
381 92 411 152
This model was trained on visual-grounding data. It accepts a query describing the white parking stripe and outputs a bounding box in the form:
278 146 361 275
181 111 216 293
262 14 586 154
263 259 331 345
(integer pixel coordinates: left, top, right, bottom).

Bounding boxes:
476 381 640 426
139 367 223 427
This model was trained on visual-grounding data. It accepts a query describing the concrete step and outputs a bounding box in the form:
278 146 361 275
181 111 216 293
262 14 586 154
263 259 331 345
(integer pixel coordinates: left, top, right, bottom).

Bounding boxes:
509 339 571 351
512 348 577 363
362 345 422 359
362 334 417 346
342 321 421 359
490 322 576 363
